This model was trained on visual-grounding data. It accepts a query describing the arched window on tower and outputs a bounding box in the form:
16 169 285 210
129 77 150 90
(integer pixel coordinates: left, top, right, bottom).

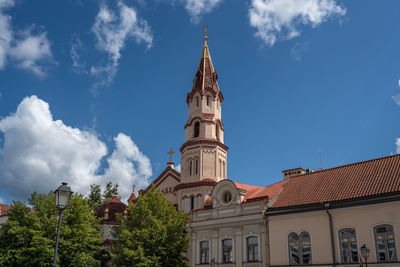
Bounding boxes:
216 124 220 141
194 122 200 138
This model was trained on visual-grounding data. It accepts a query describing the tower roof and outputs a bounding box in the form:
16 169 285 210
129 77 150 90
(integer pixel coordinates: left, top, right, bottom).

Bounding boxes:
187 32 223 104
193 39 219 92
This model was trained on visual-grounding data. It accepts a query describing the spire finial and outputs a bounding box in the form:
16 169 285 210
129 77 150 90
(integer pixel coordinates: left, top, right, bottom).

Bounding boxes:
167 148 175 162
203 24 208 44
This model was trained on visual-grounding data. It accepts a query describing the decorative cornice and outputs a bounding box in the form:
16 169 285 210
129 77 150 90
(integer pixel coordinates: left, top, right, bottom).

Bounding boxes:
174 180 217 191
180 138 229 152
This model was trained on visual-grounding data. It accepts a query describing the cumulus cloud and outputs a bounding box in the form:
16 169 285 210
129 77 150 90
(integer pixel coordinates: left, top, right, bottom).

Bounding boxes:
90 1 153 93
0 0 14 69
10 28 54 77
0 95 152 202
249 0 346 46
102 133 152 201
0 0 55 77
175 164 181 173
183 0 223 23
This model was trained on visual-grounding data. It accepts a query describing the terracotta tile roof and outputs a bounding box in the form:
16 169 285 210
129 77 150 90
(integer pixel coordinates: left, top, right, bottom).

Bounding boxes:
272 154 400 209
96 196 127 224
127 192 137 204
0 203 11 217
228 180 286 203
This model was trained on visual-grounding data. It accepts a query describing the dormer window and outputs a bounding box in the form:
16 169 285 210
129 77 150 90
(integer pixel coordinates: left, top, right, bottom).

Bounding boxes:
222 191 232 204
194 121 200 138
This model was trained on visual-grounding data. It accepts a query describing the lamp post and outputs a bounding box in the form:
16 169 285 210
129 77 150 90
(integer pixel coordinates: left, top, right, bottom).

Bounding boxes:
360 244 370 267
52 182 73 267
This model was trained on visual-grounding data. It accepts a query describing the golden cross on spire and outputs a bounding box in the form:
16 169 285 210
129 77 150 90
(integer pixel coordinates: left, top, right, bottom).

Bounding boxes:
167 148 175 162
203 24 208 41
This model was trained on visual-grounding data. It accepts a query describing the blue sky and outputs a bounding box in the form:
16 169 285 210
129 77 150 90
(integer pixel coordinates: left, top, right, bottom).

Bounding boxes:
0 0 399 204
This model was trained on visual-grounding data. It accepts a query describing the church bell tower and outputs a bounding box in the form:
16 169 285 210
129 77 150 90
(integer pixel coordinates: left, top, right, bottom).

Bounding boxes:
180 27 228 184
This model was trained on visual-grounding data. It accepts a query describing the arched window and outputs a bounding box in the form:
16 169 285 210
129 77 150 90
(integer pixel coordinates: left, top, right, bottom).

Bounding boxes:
199 241 209 264
194 122 200 138
196 96 199 107
216 124 220 141
288 232 312 264
222 239 233 263
189 160 193 176
206 96 211 107
339 228 358 263
195 159 199 174
247 236 259 262
374 225 398 262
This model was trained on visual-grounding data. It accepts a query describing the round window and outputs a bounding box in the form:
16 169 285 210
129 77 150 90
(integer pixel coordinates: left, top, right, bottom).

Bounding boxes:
222 191 232 203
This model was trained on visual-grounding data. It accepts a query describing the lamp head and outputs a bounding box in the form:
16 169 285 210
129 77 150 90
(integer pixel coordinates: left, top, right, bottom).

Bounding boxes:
54 182 73 210
360 244 370 258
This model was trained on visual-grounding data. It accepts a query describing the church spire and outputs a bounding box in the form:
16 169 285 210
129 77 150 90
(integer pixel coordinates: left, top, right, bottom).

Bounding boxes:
187 25 222 105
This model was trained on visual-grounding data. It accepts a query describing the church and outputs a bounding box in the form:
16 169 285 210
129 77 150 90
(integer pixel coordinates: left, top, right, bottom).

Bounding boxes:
97 31 400 267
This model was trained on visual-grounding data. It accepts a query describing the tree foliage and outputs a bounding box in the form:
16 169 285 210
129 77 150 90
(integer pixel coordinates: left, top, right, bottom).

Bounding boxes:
102 181 120 204
0 192 102 267
111 186 189 267
87 184 102 211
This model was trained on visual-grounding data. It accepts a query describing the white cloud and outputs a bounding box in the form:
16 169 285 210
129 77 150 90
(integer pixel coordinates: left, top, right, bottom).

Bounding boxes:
0 0 14 69
175 164 181 173
183 0 223 23
70 35 87 74
397 138 400 154
0 0 54 77
102 133 152 201
249 0 346 46
0 95 152 202
10 28 54 77
90 1 153 92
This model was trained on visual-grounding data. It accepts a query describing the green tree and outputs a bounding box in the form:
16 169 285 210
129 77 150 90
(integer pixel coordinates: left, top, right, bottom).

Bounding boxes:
0 192 102 267
102 181 119 203
111 186 189 267
87 183 102 211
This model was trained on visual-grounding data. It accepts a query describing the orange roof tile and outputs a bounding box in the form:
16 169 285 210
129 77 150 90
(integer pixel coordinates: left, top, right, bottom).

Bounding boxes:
0 203 11 217
232 180 286 202
271 154 400 209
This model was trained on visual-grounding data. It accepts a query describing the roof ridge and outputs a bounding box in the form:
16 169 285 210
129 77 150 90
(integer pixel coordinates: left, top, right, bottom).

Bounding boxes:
289 153 400 180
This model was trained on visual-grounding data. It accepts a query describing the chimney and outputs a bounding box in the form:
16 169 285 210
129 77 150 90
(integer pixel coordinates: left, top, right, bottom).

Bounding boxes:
282 167 307 180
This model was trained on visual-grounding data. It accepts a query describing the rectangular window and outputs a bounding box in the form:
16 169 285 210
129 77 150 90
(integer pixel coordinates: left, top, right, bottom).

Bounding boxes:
206 96 210 107
190 197 194 210
222 239 233 263
189 160 192 176
195 159 199 174
375 225 398 262
223 162 226 178
247 236 259 262
196 97 199 107
200 241 209 264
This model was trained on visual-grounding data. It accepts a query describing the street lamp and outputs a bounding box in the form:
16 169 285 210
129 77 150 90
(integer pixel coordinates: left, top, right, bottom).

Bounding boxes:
52 182 73 267
360 244 370 267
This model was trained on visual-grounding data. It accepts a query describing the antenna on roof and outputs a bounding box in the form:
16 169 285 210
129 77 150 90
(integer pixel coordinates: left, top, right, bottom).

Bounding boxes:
318 150 322 169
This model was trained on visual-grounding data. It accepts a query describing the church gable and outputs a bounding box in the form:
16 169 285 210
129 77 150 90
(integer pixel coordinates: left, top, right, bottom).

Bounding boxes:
141 166 181 205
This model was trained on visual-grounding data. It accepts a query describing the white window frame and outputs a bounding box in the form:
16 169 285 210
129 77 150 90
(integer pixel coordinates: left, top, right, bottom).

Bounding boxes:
243 233 261 262
219 235 235 263
197 238 211 264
